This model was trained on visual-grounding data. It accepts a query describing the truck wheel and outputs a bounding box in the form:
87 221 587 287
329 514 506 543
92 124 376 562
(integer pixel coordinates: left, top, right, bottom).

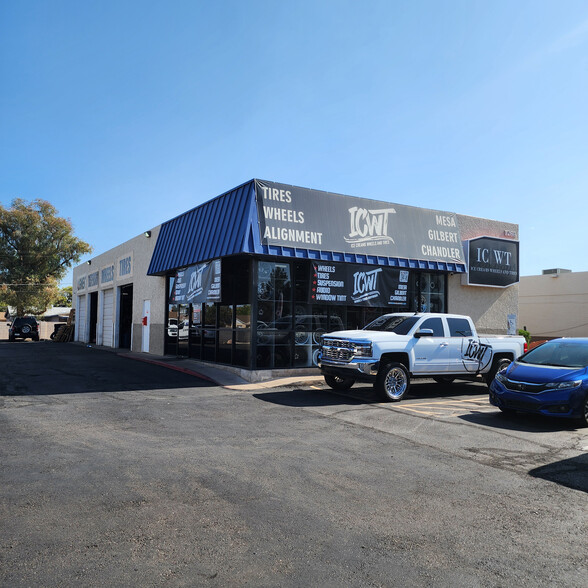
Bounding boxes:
486 357 511 387
324 375 355 391
376 362 410 402
433 376 455 385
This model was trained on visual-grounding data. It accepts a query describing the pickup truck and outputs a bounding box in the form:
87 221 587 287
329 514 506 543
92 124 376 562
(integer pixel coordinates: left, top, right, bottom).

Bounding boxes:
318 312 527 401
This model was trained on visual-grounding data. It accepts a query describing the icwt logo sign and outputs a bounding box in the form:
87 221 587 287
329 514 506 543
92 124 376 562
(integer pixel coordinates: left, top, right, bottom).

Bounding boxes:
467 236 519 288
345 206 396 246
461 339 493 372
187 265 206 300
351 268 382 303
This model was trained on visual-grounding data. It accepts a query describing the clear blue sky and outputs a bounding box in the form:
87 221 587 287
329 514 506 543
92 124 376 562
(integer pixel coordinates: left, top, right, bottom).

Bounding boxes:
2 1 587 287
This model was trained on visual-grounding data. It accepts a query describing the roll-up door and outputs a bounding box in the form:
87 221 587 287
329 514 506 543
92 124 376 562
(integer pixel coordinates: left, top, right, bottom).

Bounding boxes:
102 289 114 347
77 295 87 342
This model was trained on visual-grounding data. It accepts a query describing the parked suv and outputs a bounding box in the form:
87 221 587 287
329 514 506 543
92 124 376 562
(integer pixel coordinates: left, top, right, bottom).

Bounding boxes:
8 317 40 341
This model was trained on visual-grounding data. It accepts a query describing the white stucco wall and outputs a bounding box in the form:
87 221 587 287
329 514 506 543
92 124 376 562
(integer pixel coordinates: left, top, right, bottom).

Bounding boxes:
519 271 588 338
72 225 166 354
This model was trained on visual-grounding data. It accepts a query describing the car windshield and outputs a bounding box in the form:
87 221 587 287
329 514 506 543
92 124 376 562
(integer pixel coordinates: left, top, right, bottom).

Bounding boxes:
518 340 588 368
364 315 419 335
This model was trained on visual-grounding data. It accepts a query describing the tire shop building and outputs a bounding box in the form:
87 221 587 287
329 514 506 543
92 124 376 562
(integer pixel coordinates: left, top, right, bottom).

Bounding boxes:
72 179 520 377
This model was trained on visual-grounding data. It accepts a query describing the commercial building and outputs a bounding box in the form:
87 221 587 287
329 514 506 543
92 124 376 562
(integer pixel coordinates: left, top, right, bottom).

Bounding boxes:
519 269 588 339
72 179 520 378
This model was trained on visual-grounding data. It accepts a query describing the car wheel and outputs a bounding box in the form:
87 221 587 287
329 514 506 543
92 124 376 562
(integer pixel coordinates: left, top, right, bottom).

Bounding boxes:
486 357 511 387
33 335 39 341
324 375 355 391
9 335 15 342
376 362 410 402
21 325 31 334
580 396 588 428
433 376 455 385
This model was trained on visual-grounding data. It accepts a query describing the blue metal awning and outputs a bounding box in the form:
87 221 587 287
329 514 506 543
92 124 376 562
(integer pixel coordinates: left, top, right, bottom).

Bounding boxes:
147 179 467 275
147 180 258 275
257 245 466 272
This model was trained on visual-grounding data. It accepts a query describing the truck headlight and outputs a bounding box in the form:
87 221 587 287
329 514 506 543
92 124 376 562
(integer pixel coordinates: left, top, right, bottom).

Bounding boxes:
354 343 372 357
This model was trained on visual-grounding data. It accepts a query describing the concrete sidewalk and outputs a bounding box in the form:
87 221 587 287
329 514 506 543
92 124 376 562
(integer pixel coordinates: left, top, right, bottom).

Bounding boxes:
117 350 325 391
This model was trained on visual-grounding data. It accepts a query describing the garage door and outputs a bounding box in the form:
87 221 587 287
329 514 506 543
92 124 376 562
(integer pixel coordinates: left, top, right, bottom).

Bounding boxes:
77 295 87 342
102 289 114 347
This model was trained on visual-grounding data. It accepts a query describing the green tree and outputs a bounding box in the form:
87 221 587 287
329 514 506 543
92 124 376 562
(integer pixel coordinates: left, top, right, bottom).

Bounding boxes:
54 286 73 307
0 199 92 316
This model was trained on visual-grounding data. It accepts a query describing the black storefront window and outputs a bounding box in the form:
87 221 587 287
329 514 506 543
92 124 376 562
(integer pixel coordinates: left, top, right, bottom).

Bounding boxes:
218 304 233 364
165 276 179 355
165 256 447 369
255 260 293 368
202 302 217 361
233 303 252 367
189 303 203 359
415 272 446 313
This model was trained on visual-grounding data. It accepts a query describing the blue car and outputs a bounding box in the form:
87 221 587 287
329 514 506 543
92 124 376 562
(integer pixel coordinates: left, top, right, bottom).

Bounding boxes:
489 338 588 426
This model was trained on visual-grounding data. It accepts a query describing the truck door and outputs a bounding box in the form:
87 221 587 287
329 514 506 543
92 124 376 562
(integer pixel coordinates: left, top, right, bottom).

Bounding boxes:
446 317 492 373
411 317 450 374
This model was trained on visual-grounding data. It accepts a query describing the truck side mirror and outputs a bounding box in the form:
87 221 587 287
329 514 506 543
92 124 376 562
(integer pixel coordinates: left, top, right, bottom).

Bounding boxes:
414 328 434 338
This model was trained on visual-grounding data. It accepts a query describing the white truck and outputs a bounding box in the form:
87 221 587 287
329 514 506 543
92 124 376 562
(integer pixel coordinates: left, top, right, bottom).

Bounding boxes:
318 312 527 401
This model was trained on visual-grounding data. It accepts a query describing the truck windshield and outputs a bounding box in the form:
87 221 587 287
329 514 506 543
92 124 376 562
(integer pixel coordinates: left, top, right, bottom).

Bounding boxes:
364 316 419 335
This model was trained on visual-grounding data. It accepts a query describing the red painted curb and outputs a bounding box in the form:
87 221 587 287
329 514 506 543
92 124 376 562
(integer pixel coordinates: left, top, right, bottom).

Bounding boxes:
117 353 218 384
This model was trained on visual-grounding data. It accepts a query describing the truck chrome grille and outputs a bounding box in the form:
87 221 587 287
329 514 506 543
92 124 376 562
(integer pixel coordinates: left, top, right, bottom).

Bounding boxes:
321 338 359 363
323 347 354 362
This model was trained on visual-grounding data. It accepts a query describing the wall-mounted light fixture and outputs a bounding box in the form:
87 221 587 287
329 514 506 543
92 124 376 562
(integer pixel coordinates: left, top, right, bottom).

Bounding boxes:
87 260 92 265
144 230 152 238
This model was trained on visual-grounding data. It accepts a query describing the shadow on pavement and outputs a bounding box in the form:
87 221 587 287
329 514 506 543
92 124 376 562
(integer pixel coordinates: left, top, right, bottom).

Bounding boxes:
459 411 583 434
255 380 490 408
0 341 211 396
253 388 378 408
529 454 588 493
406 379 487 399
338 379 488 404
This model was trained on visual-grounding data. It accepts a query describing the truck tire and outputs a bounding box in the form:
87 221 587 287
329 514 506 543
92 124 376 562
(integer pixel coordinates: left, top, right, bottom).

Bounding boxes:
324 375 355 391
486 357 511 387
376 362 410 402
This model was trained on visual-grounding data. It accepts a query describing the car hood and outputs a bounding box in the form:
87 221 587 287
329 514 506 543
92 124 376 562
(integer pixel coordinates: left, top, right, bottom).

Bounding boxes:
323 330 405 343
506 362 587 383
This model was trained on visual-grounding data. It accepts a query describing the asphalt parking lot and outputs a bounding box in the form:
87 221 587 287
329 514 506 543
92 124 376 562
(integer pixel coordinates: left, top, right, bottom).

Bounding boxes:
1 341 587 587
